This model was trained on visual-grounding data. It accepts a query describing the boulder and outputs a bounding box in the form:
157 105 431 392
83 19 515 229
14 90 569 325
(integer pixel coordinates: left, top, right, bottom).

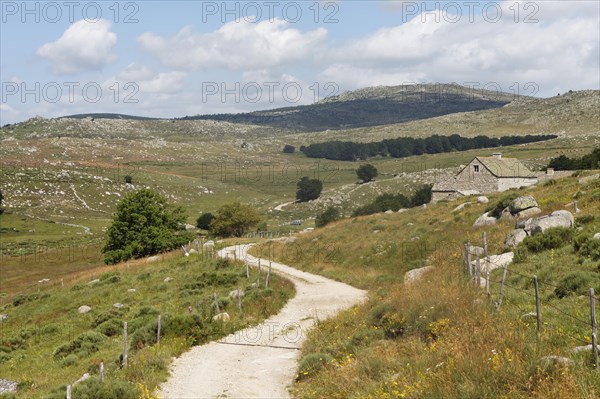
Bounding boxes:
472 252 514 276
477 196 489 204
78 305 92 314
188 248 198 254
113 303 124 309
0 314 8 322
0 379 18 394
404 266 435 284
163 277 173 283
538 356 574 370
203 240 215 248
500 207 514 220
571 344 600 353
474 212 496 227
508 196 538 214
147 255 160 263
88 279 100 285
530 211 574 235
212 312 230 322
505 229 527 248
468 245 485 257
516 217 534 233
452 202 471 212
229 289 245 300
550 210 574 227
397 208 408 213
593 233 600 240
515 207 541 219
385 210 394 214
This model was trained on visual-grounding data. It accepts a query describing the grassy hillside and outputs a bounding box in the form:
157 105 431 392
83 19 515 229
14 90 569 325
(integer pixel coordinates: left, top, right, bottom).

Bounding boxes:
257 172 600 398
0 252 294 398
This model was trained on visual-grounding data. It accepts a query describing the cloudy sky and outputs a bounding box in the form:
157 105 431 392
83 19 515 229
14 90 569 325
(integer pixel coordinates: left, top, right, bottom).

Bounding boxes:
1 1 598 124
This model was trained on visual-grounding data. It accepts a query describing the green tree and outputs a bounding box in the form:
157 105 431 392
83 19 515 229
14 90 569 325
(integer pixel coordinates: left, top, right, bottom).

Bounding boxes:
124 175 133 184
102 189 191 264
356 164 378 183
283 144 295 153
410 184 433 207
296 176 323 202
196 212 215 230
315 206 340 227
210 202 261 237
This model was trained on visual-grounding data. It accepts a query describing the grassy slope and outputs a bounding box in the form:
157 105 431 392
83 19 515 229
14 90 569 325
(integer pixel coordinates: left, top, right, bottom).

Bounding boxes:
261 172 600 398
0 253 294 398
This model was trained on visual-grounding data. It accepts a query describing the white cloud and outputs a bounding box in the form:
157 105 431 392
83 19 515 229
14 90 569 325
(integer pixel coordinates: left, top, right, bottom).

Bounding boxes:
137 18 327 70
37 19 117 74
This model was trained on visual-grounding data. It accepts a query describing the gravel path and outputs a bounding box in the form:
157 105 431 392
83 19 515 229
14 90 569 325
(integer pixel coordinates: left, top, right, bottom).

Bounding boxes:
158 244 367 398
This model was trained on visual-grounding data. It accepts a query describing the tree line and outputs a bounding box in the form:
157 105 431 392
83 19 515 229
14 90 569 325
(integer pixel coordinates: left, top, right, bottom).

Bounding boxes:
299 134 558 161
352 185 432 217
546 148 600 170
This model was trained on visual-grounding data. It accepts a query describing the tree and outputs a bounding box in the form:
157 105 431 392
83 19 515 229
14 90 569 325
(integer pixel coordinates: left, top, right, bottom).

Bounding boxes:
196 212 215 230
315 206 340 227
356 164 378 183
102 189 191 264
410 184 433 207
210 202 261 237
124 175 133 184
283 144 295 153
296 176 323 202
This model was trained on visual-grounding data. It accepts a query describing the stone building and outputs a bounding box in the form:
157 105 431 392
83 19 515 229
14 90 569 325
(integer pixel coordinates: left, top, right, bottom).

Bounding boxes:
431 153 538 202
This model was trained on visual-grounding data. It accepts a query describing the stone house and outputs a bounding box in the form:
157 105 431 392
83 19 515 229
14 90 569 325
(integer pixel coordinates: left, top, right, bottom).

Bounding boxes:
431 153 538 202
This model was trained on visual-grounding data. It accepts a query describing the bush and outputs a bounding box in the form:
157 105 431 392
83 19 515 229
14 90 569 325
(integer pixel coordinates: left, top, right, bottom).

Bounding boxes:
554 271 598 298
356 164 378 182
44 378 136 399
283 144 295 153
575 215 595 225
92 309 124 328
96 318 123 336
297 352 334 379
196 212 215 230
353 193 411 216
522 227 573 252
485 193 518 218
53 331 106 359
315 206 340 228
573 233 600 261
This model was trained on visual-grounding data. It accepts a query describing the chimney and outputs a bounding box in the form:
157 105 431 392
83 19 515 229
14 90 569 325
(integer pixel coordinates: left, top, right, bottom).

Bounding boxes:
492 153 502 159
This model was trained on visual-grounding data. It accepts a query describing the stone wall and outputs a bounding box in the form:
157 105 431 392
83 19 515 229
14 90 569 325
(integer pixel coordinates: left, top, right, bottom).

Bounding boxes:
497 177 538 191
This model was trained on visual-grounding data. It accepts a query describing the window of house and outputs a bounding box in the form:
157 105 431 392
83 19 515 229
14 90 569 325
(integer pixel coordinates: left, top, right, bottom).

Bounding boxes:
473 165 480 172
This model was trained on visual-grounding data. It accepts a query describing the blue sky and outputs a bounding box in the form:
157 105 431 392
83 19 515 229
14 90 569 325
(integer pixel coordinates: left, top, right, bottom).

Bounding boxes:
1 1 599 124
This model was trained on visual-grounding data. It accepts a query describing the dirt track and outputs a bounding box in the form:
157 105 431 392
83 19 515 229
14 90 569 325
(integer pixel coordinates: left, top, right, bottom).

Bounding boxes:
158 244 367 398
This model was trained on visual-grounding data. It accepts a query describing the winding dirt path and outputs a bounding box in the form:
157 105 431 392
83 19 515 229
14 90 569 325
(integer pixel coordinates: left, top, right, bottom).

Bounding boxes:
158 244 367 398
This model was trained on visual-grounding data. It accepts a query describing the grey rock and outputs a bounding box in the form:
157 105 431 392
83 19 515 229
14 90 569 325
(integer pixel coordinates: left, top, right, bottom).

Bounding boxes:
538 355 574 370
88 279 100 285
452 202 471 212
147 255 160 263
516 207 541 219
521 312 537 320
0 379 18 394
397 208 407 213
509 196 538 214
404 266 435 284
474 212 496 227
74 373 91 385
163 277 173 283
571 344 600 353
516 217 534 233
78 305 92 314
593 233 600 240
0 314 8 322
500 207 514 220
113 303 124 309
505 229 527 248
212 312 230 322
477 196 489 204
468 245 485 257
385 209 394 214
530 211 574 235
127 288 137 293
229 289 245 300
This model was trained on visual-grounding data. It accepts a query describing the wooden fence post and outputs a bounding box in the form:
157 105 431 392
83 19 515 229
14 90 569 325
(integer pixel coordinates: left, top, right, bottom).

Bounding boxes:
466 242 472 277
237 287 242 311
266 260 272 288
157 314 162 344
122 321 128 367
534 276 541 335
214 292 220 314
590 288 598 369
496 263 509 310
475 254 481 287
99 361 104 382
66 384 71 399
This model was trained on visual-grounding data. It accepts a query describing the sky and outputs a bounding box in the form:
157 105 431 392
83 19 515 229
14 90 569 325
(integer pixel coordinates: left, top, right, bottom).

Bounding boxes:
1 0 599 124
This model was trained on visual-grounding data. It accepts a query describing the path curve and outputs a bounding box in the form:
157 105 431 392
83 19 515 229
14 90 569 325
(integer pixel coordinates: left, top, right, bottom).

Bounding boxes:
158 244 367 398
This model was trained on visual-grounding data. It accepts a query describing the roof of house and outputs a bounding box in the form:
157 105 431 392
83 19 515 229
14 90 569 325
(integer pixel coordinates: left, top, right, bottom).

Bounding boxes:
475 156 535 178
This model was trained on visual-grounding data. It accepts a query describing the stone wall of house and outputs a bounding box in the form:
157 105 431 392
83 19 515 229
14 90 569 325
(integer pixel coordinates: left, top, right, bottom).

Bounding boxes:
431 191 462 202
454 159 498 193
497 177 538 191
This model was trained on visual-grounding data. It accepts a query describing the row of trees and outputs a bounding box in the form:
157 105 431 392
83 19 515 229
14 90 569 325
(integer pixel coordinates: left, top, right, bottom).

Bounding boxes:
547 148 600 170
352 185 432 216
300 134 558 161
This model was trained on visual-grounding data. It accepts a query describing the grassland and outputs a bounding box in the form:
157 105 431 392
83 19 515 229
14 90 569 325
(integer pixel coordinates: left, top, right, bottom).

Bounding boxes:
256 172 600 398
0 253 294 398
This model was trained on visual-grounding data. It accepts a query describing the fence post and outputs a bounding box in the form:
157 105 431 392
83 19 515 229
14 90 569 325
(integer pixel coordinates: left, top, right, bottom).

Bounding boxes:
157 314 162 344
534 276 541 335
99 361 104 382
237 287 242 311
482 232 488 259
66 385 71 399
496 262 509 310
266 260 272 288
214 292 220 314
245 259 250 279
475 254 481 287
466 242 472 277
590 288 598 369
122 321 128 367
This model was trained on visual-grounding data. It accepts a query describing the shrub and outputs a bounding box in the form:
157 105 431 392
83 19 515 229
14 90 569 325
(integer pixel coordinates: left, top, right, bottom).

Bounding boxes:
554 271 598 298
53 331 106 359
44 378 136 399
96 318 123 336
315 206 340 228
513 246 528 263
196 212 215 230
92 309 124 328
297 352 334 380
356 164 378 182
575 215 595 225
296 177 323 202
522 227 573 252
573 233 600 261
485 193 518 218
283 144 295 153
